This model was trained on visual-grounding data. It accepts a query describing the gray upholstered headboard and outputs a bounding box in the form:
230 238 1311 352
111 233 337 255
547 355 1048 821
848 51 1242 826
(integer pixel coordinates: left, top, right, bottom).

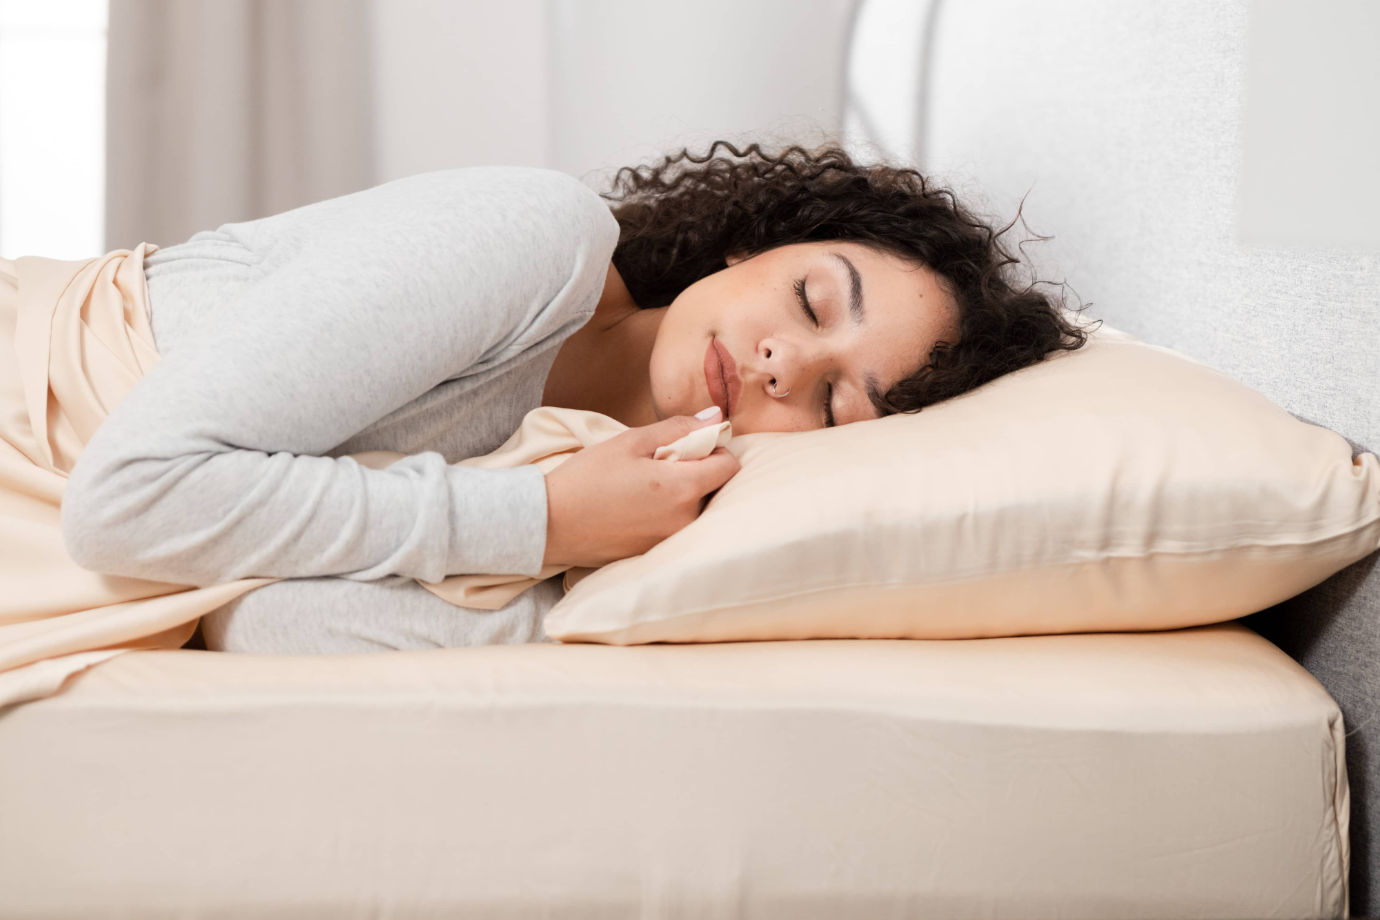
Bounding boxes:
847 0 1380 911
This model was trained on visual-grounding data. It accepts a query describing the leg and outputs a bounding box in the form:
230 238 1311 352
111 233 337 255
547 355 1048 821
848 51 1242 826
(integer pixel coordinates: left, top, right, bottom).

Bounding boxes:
200 573 564 654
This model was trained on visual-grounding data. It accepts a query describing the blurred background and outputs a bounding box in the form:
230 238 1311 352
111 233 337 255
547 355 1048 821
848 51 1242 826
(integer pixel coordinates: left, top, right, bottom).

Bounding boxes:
0 0 875 258
0 0 1376 260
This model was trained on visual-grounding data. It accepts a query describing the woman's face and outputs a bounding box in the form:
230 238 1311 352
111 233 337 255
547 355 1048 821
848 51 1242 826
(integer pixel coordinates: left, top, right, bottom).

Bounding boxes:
647 240 961 435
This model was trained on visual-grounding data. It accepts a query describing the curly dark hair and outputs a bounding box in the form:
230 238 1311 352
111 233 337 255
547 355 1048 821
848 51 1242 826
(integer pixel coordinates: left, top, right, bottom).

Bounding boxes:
601 139 1098 416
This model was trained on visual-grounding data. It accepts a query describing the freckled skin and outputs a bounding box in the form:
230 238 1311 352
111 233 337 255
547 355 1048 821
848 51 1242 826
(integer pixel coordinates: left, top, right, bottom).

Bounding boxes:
655 242 960 433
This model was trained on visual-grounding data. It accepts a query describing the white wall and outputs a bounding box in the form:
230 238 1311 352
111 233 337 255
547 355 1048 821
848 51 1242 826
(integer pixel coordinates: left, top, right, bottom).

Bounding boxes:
545 0 856 187
368 0 552 181
1236 0 1380 252
842 0 931 165
368 0 858 189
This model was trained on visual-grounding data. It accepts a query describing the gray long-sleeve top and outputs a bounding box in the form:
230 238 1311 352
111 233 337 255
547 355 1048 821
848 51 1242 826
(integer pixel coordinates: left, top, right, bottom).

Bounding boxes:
61 166 621 588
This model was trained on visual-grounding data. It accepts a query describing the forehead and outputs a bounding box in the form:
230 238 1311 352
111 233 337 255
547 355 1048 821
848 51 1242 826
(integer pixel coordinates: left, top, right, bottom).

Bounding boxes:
779 239 950 292
794 240 960 349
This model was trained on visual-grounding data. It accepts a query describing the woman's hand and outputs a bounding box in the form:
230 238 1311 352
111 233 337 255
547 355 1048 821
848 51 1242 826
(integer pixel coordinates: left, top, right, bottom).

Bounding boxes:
541 411 740 568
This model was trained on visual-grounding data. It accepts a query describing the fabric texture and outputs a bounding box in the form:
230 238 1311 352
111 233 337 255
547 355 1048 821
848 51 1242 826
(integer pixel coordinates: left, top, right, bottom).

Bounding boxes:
198 417 731 655
0 623 1349 918
367 412 730 610
0 243 727 709
544 322 1380 644
0 247 262 709
127 164 622 653
66 166 619 588
199 572 568 654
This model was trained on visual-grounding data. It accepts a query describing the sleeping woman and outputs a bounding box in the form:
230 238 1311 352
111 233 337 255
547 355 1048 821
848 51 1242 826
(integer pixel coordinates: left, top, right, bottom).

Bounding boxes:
33 140 1091 654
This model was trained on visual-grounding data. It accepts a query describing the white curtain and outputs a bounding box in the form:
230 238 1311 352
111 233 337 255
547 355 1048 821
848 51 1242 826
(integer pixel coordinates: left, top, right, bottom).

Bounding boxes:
104 0 375 249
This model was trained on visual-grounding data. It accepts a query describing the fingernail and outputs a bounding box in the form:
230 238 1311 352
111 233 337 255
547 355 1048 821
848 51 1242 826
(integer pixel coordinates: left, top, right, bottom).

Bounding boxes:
695 405 722 421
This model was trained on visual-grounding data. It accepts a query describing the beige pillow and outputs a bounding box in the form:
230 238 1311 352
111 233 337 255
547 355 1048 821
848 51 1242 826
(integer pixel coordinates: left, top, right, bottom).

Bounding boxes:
543 324 1380 644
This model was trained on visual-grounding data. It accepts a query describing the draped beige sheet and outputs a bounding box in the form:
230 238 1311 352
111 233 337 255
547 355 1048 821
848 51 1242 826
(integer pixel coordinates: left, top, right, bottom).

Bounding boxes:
0 246 730 711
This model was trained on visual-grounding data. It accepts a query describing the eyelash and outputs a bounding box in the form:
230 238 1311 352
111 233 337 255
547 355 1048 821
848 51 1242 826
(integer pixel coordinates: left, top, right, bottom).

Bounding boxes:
792 277 837 428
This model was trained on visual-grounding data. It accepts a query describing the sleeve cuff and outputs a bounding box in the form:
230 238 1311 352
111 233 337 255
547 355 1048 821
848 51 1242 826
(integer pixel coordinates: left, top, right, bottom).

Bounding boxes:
443 464 549 578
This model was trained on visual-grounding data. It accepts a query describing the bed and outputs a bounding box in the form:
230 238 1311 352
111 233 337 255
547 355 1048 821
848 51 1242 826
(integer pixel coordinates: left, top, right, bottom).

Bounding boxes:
1 1 1375 917
0 624 1348 918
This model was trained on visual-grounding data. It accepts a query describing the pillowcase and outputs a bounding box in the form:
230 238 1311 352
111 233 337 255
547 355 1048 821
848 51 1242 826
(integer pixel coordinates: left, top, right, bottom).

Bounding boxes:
543 324 1380 644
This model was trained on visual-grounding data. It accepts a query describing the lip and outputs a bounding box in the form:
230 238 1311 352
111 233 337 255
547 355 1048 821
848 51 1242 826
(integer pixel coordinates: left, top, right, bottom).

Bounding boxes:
703 338 742 419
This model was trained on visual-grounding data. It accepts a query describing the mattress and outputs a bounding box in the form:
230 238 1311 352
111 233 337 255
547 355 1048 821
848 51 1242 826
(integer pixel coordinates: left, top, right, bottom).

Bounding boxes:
0 622 1348 919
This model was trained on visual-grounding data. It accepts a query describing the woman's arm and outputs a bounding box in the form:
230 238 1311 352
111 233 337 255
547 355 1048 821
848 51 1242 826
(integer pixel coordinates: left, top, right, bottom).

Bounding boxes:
61 166 620 586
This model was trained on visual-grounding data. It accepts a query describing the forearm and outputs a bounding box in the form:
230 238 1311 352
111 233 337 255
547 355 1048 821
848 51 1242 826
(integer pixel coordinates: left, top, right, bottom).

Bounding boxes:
60 166 618 585
62 443 550 585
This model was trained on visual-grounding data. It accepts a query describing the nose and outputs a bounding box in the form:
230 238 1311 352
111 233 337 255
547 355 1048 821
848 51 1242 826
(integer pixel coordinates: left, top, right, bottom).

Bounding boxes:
756 336 824 400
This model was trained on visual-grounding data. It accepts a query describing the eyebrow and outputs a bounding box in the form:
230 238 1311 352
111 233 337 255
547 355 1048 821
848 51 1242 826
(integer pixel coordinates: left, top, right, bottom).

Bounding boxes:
830 251 866 329
829 251 886 420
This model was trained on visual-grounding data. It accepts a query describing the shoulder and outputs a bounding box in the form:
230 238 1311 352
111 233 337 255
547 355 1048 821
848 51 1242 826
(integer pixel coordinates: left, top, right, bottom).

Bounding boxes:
401 166 620 260
235 167 618 260
412 167 613 222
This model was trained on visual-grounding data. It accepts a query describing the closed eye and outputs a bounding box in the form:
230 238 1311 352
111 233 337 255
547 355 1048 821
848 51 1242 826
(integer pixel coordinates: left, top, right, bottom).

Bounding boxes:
793 278 819 326
793 276 837 427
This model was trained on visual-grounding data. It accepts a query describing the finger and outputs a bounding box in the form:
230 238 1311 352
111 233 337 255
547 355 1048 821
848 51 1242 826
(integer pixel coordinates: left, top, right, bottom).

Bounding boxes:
681 447 741 493
624 411 724 452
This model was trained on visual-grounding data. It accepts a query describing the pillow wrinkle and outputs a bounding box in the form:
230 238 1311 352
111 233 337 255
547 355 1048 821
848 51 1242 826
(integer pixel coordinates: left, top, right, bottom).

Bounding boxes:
545 324 1380 645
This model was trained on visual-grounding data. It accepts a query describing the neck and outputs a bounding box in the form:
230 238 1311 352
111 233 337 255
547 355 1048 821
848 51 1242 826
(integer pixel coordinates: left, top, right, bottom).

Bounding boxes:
542 305 665 428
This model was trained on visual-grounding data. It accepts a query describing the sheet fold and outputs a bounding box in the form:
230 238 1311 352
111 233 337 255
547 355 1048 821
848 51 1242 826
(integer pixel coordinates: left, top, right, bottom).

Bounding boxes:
0 246 729 710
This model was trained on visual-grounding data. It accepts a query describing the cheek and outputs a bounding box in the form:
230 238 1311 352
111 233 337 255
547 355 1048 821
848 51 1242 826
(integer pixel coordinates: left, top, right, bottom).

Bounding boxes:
751 393 811 427
646 327 696 414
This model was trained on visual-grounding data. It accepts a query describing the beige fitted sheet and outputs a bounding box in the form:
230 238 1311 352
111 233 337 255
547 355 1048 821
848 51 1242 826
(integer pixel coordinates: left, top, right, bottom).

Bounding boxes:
0 621 1348 919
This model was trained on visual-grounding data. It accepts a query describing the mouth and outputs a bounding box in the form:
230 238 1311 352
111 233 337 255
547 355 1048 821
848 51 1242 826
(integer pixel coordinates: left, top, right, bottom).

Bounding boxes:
703 337 741 419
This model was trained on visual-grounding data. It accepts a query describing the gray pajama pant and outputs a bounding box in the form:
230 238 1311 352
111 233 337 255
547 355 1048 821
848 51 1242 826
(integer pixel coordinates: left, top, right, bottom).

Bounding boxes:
198 574 565 654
